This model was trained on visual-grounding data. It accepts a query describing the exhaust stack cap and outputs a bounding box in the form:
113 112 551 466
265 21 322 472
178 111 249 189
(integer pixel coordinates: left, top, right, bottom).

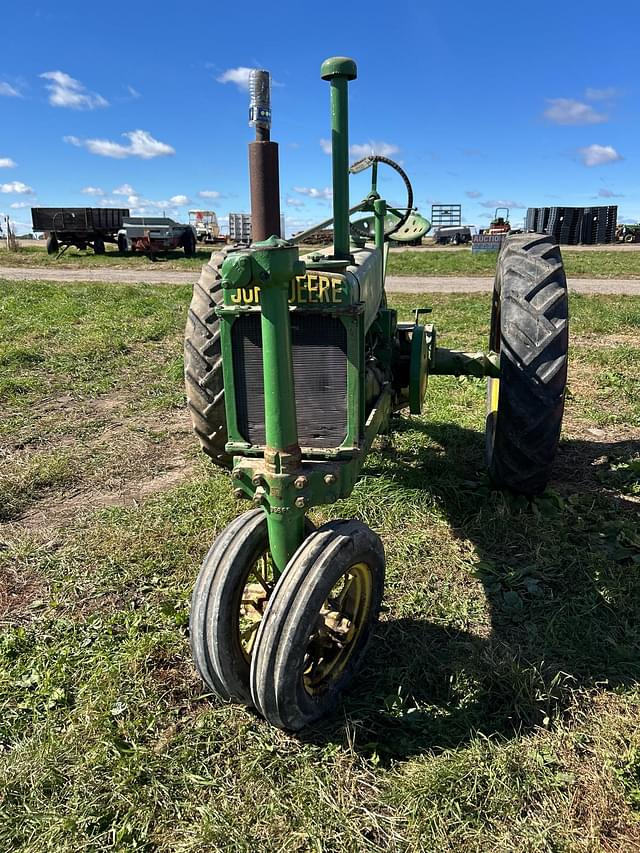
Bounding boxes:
320 56 357 81
249 69 271 130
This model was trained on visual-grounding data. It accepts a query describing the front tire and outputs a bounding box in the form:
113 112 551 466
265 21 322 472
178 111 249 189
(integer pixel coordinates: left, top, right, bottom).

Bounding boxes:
190 510 314 706
190 510 274 706
46 234 58 255
486 233 569 495
251 520 385 731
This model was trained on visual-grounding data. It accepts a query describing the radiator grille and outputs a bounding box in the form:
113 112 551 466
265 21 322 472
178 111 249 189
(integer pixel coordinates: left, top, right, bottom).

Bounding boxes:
232 313 348 448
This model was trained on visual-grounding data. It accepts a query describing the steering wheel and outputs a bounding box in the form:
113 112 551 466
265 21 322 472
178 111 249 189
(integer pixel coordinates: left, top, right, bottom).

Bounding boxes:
348 155 414 239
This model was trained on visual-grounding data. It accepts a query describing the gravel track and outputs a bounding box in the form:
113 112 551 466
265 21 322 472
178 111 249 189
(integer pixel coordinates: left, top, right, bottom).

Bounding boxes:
1 265 640 294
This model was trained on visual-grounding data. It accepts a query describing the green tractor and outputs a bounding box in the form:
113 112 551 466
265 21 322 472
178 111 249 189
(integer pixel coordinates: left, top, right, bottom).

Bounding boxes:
184 57 569 731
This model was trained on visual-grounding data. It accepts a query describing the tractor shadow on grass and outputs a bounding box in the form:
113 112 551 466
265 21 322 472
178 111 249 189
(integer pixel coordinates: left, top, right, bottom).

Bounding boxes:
304 421 640 761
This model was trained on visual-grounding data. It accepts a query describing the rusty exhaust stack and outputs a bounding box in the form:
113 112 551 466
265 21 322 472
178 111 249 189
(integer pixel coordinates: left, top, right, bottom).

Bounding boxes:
248 69 281 241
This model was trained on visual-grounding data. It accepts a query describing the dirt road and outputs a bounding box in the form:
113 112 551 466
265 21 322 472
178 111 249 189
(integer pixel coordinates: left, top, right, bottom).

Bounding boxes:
2 265 640 294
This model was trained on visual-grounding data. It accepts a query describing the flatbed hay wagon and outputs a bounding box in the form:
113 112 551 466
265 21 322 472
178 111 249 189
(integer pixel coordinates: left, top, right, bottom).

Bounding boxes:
31 207 129 257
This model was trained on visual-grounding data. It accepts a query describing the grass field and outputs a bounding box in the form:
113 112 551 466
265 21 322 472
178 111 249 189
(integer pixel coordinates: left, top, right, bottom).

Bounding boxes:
3 243 640 278
1 280 639 851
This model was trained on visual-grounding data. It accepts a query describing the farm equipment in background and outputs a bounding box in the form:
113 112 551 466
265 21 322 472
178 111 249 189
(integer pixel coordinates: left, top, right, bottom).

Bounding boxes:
31 207 129 257
117 216 197 257
189 209 222 244
487 207 511 235
432 224 474 245
184 58 569 731
527 206 617 245
431 203 462 228
616 223 640 243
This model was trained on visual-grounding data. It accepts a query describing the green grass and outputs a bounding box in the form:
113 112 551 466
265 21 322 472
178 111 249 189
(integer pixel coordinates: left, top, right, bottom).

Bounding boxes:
386 249 640 279
1 281 639 851
4 243 640 278
0 244 209 270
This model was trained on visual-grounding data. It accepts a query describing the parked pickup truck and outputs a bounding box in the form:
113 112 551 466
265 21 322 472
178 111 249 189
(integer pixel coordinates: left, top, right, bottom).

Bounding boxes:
117 217 197 256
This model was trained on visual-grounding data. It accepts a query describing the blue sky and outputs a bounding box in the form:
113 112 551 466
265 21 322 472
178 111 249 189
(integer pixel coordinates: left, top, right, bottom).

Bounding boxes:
1 1 638 236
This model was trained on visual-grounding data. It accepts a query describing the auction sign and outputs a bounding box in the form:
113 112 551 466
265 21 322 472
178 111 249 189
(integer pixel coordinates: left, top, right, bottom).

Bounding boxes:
472 234 505 254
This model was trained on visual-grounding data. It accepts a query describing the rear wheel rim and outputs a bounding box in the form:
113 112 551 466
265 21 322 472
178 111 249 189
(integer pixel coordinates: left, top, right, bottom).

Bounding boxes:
486 296 501 462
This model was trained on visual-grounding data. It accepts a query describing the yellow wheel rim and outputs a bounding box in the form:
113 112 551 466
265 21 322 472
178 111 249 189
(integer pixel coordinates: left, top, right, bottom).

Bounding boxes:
486 375 500 460
487 376 500 416
303 562 374 696
237 554 274 664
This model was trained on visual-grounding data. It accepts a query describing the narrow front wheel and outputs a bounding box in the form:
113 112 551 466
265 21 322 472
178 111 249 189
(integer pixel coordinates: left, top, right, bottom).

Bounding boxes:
250 520 385 731
190 509 314 706
190 509 277 706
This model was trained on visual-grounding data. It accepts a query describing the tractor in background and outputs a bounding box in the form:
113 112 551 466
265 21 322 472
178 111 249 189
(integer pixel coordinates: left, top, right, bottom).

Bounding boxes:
487 207 511 235
189 209 222 244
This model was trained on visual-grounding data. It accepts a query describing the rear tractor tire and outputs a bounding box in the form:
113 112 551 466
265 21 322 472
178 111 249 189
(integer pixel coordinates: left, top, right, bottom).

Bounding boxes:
250 520 385 731
93 237 105 255
486 233 569 495
184 248 234 468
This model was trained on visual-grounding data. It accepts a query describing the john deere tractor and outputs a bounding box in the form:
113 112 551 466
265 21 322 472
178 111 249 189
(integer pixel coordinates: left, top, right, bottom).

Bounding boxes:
184 58 569 731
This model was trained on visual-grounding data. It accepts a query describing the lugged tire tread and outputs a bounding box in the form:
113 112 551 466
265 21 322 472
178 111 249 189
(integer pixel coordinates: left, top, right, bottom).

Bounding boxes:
184 247 235 467
488 233 569 495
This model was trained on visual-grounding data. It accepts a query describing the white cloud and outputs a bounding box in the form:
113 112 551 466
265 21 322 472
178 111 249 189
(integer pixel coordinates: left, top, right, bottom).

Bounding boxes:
543 98 607 125
596 187 624 198
578 144 623 167
217 67 253 90
113 183 136 195
322 136 402 159
0 181 33 194
198 190 221 199
95 185 190 217
81 186 105 195
41 70 108 110
585 87 620 100
293 186 333 200
126 85 141 99
465 190 482 199
64 130 175 159
0 158 16 168
286 197 305 207
10 201 30 209
480 199 525 209
349 140 400 159
0 81 21 97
